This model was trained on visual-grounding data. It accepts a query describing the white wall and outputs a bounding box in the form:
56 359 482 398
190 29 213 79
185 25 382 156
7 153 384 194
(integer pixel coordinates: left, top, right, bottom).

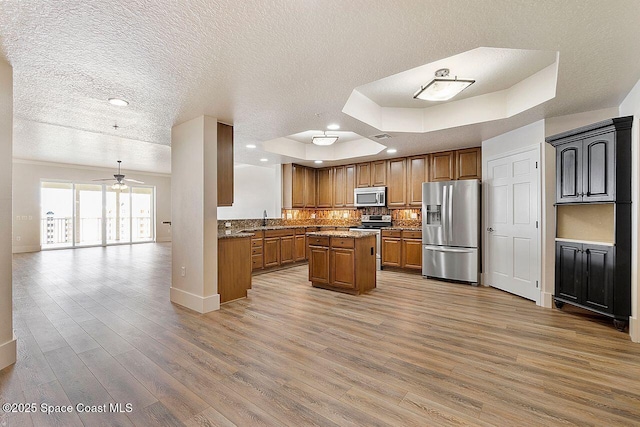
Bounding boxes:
620 79 640 343
11 160 172 253
170 116 219 313
0 59 16 370
482 120 549 306
545 107 620 137
217 163 281 219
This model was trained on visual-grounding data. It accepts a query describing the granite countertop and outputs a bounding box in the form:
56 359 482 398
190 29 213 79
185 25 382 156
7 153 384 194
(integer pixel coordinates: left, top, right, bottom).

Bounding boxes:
306 230 378 239
241 225 355 231
381 226 422 231
218 231 255 239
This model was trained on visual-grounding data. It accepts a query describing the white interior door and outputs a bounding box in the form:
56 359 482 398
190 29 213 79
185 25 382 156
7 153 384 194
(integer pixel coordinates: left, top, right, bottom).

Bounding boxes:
485 148 539 302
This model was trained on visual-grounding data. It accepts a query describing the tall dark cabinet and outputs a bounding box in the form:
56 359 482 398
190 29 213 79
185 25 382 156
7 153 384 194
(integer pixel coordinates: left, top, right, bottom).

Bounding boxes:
546 116 632 331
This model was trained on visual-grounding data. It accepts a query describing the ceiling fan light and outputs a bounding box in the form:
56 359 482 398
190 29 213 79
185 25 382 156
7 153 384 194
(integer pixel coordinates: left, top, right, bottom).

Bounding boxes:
312 135 339 146
111 183 120 190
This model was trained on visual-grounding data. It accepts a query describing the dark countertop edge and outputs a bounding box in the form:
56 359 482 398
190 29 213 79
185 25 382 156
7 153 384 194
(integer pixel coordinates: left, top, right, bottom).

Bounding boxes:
306 231 378 239
218 232 255 239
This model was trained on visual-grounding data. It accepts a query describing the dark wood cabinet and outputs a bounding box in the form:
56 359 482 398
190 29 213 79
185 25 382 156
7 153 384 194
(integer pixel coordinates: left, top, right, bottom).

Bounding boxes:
317 168 333 208
555 241 615 315
251 231 264 271
356 163 372 188
407 155 429 207
547 116 632 330
371 160 387 186
387 158 407 207
455 148 481 180
548 118 631 204
263 237 280 268
217 123 234 206
431 151 455 182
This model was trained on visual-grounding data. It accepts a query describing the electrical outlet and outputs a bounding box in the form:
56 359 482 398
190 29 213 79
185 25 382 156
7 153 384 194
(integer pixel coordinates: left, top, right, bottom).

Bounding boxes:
16 236 21 241
343 212 349 218
181 266 186 277
225 230 231 235
410 212 418 219
225 222 231 228
311 213 316 219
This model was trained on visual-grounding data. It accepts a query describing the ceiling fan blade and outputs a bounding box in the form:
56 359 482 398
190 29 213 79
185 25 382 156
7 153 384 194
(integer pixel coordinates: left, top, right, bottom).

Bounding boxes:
92 178 115 181
124 178 145 184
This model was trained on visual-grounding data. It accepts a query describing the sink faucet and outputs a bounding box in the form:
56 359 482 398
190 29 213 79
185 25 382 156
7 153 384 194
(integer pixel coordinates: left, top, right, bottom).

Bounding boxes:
262 210 267 227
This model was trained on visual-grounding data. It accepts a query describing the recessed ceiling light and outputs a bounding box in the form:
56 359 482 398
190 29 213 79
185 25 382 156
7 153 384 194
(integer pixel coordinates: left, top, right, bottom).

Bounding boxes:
387 148 397 154
108 98 129 107
246 144 256 148
260 158 268 162
314 160 323 164
327 124 340 130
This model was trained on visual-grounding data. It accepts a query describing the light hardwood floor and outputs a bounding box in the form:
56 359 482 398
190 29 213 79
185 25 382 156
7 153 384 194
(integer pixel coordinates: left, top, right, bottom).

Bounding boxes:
2 243 640 426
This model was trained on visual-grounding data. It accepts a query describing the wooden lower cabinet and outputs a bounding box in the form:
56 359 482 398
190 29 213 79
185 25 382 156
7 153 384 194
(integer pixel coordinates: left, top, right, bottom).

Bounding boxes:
263 237 280 268
280 235 294 264
382 229 423 270
308 234 376 294
218 237 252 303
402 239 422 270
294 234 306 261
309 245 329 284
381 235 402 267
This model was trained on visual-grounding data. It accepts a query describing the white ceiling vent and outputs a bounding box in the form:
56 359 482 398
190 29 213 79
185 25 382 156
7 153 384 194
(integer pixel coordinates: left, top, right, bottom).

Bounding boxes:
372 133 392 140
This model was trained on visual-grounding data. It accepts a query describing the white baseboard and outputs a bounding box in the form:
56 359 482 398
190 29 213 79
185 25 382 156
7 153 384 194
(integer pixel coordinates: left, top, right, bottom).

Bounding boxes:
540 292 554 308
12 245 40 254
170 287 219 313
0 334 16 370
630 316 639 343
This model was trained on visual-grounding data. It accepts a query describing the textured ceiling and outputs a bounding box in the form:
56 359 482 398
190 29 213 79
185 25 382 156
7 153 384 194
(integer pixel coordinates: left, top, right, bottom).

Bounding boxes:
1 0 640 172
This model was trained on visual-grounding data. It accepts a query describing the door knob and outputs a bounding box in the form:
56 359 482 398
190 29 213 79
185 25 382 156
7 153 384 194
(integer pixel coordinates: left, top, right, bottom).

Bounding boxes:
487 227 494 232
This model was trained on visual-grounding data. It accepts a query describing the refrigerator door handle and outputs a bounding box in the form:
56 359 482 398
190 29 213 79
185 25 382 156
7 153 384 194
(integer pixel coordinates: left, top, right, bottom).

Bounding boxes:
442 185 448 244
448 184 453 243
424 245 476 253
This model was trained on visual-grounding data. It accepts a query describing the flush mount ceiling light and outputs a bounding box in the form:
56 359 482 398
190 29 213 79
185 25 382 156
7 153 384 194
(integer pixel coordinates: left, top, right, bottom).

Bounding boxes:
327 124 340 130
108 98 129 107
413 68 475 102
312 131 339 146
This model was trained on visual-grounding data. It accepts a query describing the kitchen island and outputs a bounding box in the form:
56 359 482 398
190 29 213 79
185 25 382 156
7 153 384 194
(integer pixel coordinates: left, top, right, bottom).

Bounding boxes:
307 230 377 295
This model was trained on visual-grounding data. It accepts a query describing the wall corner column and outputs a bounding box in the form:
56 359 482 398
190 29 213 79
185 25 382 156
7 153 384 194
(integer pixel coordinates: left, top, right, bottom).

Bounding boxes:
170 116 219 313
0 59 16 370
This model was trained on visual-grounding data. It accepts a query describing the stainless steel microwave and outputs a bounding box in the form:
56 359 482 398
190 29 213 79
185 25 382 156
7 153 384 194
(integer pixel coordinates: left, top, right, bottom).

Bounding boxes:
354 186 386 207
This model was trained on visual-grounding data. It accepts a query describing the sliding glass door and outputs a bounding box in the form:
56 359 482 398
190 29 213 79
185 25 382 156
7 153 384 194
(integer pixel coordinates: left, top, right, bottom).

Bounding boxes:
40 181 155 248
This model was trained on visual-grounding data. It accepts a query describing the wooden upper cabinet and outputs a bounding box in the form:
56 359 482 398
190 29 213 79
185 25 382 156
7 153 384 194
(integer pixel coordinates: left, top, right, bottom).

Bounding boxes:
356 163 372 187
304 167 317 208
387 158 407 207
217 122 234 206
291 164 306 208
407 155 429 207
333 166 346 207
345 165 356 207
317 168 333 208
371 160 387 186
455 147 482 180
431 151 455 182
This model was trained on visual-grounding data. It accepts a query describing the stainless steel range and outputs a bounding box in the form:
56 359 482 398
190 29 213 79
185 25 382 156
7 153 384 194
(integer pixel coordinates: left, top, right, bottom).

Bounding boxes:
349 215 391 271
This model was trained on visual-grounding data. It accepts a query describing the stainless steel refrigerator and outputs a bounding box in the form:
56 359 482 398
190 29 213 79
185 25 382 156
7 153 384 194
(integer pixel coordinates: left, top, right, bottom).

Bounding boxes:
422 180 480 284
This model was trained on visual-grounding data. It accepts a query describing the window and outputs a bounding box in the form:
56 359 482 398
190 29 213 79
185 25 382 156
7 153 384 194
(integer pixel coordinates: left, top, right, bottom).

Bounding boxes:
40 181 155 248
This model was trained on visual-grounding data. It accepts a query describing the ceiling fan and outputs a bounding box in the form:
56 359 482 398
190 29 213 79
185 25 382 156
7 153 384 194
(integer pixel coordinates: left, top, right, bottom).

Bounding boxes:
93 160 144 190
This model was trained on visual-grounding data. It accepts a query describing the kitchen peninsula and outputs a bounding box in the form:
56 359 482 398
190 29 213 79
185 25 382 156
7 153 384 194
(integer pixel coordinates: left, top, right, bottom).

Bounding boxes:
307 230 377 295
